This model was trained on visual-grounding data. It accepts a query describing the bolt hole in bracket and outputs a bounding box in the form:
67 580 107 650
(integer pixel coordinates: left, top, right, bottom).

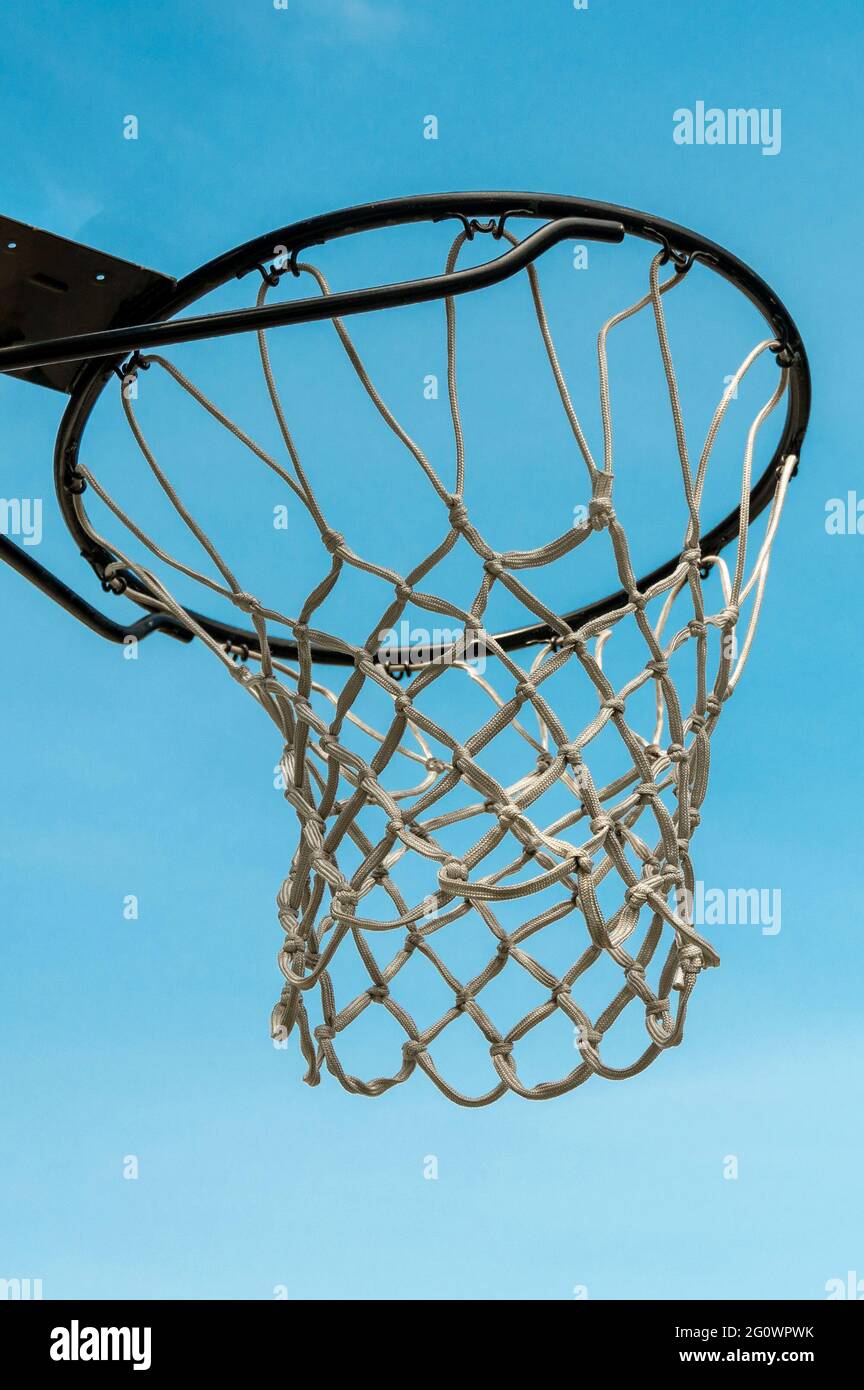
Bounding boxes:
0 194 810 663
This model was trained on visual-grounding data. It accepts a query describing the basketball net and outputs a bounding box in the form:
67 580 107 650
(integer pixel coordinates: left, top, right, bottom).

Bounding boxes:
77 231 795 1104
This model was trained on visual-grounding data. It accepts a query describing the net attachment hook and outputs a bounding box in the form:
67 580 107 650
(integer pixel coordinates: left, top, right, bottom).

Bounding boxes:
643 228 723 278
642 226 690 272
770 340 798 369
434 208 535 242
113 348 151 382
246 242 319 287
100 560 128 596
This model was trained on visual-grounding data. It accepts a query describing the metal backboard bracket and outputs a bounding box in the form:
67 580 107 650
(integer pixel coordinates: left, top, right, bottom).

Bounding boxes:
0 214 175 392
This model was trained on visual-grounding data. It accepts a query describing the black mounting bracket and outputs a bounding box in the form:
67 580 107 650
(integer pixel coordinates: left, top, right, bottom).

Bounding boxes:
0 215 174 393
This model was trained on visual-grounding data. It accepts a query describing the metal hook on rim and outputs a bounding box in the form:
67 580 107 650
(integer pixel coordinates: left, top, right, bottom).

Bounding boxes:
770 340 797 369
436 212 477 241
434 208 535 242
242 249 307 285
100 560 128 595
114 348 150 381
645 227 692 273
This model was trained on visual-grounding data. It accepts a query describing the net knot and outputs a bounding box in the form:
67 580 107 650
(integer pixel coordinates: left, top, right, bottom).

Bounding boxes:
689 713 707 732
439 858 468 885
489 1039 514 1059
315 1024 336 1042
625 880 652 906
281 933 305 954
230 590 263 616
367 984 389 1002
602 696 625 715
667 742 688 764
386 814 405 835
446 495 469 531
495 938 512 959
454 991 472 1012
688 619 707 639
706 694 723 716
560 742 582 766
535 750 554 772
677 944 704 974
647 657 669 678
718 603 739 628
393 693 412 715
320 528 346 555
292 621 309 640
404 930 425 951
581 1028 603 1048
681 547 702 567
394 580 413 601
402 1039 427 1062
628 590 647 612
590 813 615 837
496 801 522 827
551 983 571 1003
588 497 615 530
332 887 359 913
515 679 536 703
636 780 659 801
483 556 505 579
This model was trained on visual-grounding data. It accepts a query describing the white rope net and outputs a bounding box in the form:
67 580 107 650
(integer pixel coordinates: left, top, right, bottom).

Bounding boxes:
78 231 796 1104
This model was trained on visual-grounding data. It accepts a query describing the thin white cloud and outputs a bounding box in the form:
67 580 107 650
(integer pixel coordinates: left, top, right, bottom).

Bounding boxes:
311 0 408 43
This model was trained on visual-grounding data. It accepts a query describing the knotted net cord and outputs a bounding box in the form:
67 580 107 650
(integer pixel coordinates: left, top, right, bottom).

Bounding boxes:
77 230 796 1104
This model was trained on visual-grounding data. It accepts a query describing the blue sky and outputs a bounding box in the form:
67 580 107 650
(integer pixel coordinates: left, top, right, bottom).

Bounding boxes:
1 0 862 1301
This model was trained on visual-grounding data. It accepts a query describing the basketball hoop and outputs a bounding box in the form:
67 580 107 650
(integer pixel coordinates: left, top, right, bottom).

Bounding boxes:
0 194 810 1103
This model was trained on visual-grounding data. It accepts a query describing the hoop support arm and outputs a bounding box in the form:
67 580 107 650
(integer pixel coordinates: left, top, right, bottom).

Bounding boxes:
0 534 193 647
0 217 623 375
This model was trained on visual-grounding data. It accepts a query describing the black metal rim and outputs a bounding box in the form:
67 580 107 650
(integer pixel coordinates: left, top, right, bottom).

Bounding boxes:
54 191 811 665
